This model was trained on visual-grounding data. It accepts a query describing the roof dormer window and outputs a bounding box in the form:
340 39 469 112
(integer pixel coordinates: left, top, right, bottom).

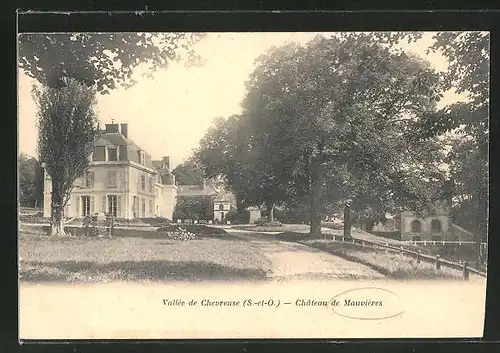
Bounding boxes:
137 150 145 166
107 146 118 161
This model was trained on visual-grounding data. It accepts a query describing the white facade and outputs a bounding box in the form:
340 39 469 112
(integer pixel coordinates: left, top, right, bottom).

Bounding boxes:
43 123 177 220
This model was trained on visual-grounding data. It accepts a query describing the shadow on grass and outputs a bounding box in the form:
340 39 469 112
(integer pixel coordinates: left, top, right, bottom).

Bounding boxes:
20 260 270 284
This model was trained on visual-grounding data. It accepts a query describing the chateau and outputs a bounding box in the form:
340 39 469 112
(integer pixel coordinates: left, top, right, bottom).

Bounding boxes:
43 122 178 220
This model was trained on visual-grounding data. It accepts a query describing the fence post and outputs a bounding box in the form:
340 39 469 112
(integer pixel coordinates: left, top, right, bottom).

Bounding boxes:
417 250 421 264
361 240 364 248
435 255 441 270
463 261 469 280
400 246 404 255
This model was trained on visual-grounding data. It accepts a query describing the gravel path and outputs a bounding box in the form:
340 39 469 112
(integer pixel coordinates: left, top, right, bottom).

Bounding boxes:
227 230 385 281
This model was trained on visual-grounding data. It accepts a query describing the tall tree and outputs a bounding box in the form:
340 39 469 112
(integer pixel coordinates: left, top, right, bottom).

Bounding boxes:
18 153 43 208
18 33 204 94
384 31 489 239
198 34 446 236
20 33 204 235
172 158 204 185
33 79 100 235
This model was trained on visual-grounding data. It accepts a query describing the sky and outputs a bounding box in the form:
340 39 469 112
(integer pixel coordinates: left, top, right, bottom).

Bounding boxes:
17 32 467 168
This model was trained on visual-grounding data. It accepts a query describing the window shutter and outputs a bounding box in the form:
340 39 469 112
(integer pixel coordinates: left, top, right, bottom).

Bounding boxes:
90 172 95 187
102 196 106 213
75 195 80 215
90 196 95 214
117 196 122 218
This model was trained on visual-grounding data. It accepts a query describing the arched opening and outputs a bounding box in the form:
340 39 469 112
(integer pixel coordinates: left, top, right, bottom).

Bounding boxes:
411 220 422 233
431 219 442 233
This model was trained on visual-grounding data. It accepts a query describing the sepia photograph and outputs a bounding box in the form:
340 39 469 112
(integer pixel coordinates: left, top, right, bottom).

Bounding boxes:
17 31 489 339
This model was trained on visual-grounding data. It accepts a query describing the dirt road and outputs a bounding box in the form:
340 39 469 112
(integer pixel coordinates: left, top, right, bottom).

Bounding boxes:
227 230 385 280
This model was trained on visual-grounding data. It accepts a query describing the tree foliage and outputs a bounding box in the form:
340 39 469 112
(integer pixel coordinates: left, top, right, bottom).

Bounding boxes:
197 34 447 235
18 153 43 208
33 78 100 235
18 33 204 94
383 31 489 239
173 196 213 221
172 158 204 186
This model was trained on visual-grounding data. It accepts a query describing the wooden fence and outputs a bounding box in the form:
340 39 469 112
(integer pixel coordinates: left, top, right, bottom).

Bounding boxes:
329 235 487 280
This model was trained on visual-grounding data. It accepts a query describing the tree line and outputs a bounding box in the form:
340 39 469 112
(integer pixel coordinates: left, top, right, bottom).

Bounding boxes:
194 32 489 238
18 31 488 239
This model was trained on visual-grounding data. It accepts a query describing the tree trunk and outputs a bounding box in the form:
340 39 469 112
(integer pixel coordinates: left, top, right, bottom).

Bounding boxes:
50 187 66 236
343 204 351 238
270 203 275 223
50 204 66 236
309 158 323 237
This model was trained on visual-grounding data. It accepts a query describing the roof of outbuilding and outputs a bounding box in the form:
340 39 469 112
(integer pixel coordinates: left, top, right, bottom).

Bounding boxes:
177 185 217 197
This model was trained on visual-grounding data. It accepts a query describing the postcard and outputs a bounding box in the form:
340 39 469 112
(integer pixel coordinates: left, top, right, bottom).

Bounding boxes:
18 31 488 339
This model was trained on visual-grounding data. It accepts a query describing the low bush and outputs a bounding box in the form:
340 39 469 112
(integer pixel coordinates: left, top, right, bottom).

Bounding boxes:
225 209 249 224
255 218 283 227
157 224 227 237
139 217 171 226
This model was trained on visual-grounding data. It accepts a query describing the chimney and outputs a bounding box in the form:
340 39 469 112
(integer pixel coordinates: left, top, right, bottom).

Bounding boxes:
120 123 128 138
105 123 119 134
162 156 170 170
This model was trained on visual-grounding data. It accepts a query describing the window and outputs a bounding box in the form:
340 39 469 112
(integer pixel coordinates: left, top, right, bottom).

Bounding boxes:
107 170 117 188
149 177 153 192
431 219 442 233
107 195 116 217
93 146 106 161
219 204 224 211
82 196 91 216
141 175 146 190
411 220 421 233
108 195 118 217
119 145 128 161
141 198 146 217
84 171 94 188
411 236 422 241
133 196 138 218
107 146 118 161
137 150 145 166
149 200 153 215
431 236 442 242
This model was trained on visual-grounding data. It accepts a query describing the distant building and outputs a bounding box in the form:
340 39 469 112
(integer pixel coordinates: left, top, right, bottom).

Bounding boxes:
213 189 236 223
398 202 450 241
399 202 473 242
43 122 177 220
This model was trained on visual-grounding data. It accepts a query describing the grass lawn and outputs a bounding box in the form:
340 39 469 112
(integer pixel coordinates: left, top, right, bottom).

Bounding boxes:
19 231 272 284
301 239 464 280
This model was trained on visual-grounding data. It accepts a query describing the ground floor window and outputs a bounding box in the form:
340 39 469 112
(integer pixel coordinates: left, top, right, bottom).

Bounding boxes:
133 196 138 218
411 236 421 241
431 235 442 242
141 198 146 217
108 195 118 217
82 196 91 217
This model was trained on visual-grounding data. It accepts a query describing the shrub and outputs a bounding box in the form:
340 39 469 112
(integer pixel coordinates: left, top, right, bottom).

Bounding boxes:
157 224 227 237
255 218 283 227
140 217 171 226
273 207 310 224
226 209 250 224
173 196 213 220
